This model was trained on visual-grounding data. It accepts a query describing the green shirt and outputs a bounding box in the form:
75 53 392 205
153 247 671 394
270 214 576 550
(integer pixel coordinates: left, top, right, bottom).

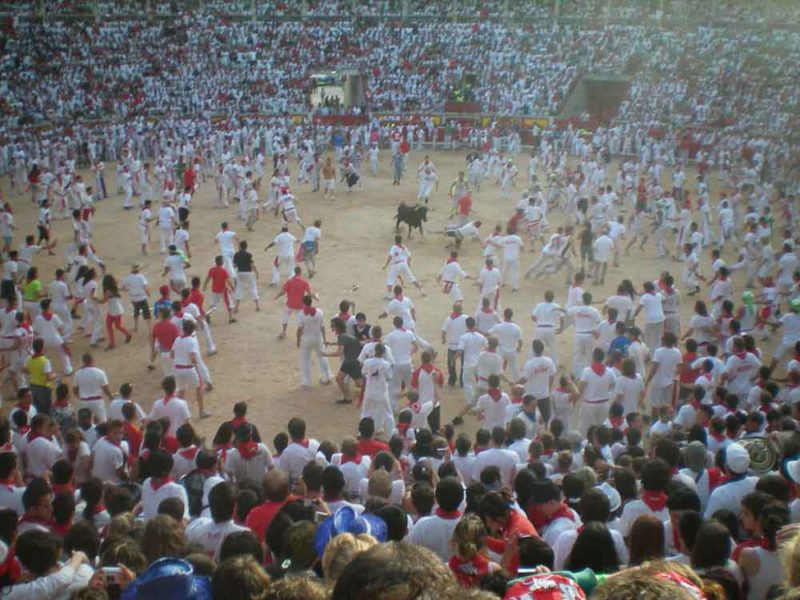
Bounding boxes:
23 279 42 302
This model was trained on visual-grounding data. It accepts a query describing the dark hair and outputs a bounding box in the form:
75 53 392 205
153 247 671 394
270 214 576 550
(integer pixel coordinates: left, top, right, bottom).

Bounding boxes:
219 530 264 564
435 477 464 512
640 458 671 492
565 522 619 573
374 504 408 542
411 482 435 517
628 514 665 566
691 521 732 569
518 535 555 570
16 530 61 576
677 511 703 553
64 520 100 562
209 481 237 523
578 488 611 523
80 477 105 522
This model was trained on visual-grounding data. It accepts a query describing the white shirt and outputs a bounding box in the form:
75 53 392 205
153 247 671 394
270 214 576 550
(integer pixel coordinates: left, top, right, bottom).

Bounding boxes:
91 437 126 483
568 305 601 335
489 321 522 354
614 374 644 414
298 309 326 343
216 230 237 255
407 513 462 562
472 447 518 487
477 391 511 431
458 330 488 367
74 366 108 400
121 273 149 302
303 226 322 245
704 476 757 519
385 328 416 365
384 296 415 328
580 366 617 402
501 235 523 260
148 395 191 435
172 335 200 367
281 439 320 484
651 346 682 387
157 206 176 228
521 356 556 398
164 254 187 280
186 517 248 560
605 295 634 322
272 231 297 257
442 313 468 349
224 443 274 487
362 357 392 397
388 244 411 266
141 476 190 520
25 436 62 478
639 292 665 323
533 302 562 327
478 266 502 296
617 499 669 538
593 235 614 262
48 280 70 307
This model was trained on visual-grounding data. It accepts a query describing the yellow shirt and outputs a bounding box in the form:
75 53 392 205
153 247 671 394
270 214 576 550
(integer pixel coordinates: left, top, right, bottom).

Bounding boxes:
26 354 52 388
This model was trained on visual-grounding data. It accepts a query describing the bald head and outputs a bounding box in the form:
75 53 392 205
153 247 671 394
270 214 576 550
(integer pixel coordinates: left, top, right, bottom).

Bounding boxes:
262 469 290 502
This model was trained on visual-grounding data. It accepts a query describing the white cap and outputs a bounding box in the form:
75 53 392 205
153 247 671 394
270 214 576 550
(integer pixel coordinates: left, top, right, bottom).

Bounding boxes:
726 443 750 474
787 459 800 485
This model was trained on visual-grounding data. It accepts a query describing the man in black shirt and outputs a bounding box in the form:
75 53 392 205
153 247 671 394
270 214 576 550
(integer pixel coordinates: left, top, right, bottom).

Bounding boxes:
232 240 260 313
324 317 363 404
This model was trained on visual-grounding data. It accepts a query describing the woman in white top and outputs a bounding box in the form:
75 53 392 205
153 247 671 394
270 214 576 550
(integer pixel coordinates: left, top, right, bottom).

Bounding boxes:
682 299 717 348
100 274 132 350
81 268 104 347
613 358 645 415
738 498 788 600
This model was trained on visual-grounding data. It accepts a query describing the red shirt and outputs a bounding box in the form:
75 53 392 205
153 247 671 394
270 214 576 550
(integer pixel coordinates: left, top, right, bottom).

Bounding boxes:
151 320 180 352
356 438 390 458
183 168 196 189
188 288 205 313
124 422 143 464
283 276 310 310
207 266 229 294
245 496 299 542
457 195 472 216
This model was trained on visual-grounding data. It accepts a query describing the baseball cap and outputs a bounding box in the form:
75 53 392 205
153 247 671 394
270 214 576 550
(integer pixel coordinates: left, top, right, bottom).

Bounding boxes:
505 573 587 600
597 481 621 513
121 557 211 600
725 442 750 474
314 506 387 558
787 459 800 485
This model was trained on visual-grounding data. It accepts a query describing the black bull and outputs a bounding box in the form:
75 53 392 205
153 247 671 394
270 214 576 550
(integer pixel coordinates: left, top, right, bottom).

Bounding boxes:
395 203 428 238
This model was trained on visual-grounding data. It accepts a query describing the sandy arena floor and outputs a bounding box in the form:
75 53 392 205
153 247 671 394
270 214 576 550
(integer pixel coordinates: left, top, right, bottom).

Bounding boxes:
0 150 769 444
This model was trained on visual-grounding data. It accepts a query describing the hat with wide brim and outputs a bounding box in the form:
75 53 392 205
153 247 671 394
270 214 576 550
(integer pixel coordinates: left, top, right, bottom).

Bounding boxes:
121 558 212 600
314 506 387 558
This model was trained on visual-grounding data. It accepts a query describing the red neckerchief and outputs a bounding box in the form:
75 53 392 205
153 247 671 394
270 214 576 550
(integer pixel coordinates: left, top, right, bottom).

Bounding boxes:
420 363 434 374
446 256 457 264
150 477 174 491
0 477 18 491
691 398 704 411
590 361 606 376
450 312 462 319
41 311 54 321
435 508 462 520
546 503 577 527
710 430 726 442
481 306 494 314
641 490 667 512
488 388 502 401
27 431 52 443
19 513 52 527
92 503 107 515
609 416 624 429
178 446 198 460
162 392 175 406
397 422 411 435
294 439 310 448
341 453 363 465
51 482 75 496
15 425 30 437
338 312 350 321
230 416 247 430
733 536 774 561
52 521 71 537
236 441 259 460
734 351 748 360
302 306 316 316
101 435 121 449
